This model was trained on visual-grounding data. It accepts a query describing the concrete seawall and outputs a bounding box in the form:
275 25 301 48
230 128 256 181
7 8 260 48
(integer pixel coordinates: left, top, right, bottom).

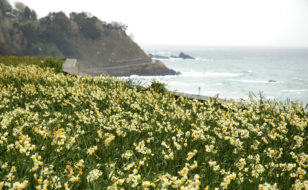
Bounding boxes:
62 58 81 75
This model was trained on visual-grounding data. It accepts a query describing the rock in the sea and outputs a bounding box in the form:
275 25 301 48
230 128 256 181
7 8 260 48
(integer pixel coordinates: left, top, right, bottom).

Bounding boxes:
148 52 195 60
127 60 180 76
268 80 277 83
179 52 194 59
145 61 179 75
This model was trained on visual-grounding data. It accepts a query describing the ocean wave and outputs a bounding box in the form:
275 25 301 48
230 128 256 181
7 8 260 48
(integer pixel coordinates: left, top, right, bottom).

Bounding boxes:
169 81 192 86
195 57 214 62
168 57 182 61
147 51 171 55
120 75 177 80
235 80 269 84
181 71 242 78
232 79 284 84
168 81 207 87
281 89 308 93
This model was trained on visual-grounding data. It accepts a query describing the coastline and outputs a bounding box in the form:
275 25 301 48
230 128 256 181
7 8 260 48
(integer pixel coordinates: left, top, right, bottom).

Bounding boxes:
62 59 307 107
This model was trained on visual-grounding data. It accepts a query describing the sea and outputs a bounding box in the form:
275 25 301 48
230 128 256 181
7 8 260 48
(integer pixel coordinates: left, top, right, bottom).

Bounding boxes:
122 45 308 105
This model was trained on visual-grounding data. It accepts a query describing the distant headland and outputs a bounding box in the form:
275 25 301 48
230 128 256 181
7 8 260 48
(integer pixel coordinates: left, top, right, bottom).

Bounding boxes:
0 0 177 76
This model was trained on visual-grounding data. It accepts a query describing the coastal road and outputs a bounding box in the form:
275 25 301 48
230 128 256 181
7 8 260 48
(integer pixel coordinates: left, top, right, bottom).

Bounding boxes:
85 59 153 73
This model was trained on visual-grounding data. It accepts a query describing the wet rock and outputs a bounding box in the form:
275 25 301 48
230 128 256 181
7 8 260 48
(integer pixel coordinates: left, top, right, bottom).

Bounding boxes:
179 52 194 59
268 80 277 83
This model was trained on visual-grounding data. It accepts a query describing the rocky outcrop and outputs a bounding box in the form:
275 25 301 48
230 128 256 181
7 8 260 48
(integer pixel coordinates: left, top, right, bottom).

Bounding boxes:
268 80 277 83
179 52 194 59
135 61 180 76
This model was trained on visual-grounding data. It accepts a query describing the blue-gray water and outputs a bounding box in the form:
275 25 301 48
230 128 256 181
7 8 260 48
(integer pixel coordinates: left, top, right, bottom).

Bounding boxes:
124 46 308 105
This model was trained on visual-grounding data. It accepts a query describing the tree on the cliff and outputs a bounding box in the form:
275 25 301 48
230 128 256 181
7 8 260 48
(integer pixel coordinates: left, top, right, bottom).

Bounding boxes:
18 7 37 21
70 12 101 40
23 7 37 20
39 12 71 41
0 0 12 13
19 22 39 42
110 21 127 31
39 12 77 57
14 2 37 21
40 12 71 34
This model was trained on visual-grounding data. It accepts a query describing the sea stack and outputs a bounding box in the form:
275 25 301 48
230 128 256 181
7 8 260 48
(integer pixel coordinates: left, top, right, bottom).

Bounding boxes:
179 52 195 59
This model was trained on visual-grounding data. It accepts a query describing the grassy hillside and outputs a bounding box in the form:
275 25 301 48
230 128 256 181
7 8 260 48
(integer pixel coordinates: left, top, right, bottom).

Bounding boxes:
0 56 65 73
0 56 307 189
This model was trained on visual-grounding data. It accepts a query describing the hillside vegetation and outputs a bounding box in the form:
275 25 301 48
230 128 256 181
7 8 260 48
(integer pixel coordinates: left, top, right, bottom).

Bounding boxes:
0 56 307 189
0 0 178 76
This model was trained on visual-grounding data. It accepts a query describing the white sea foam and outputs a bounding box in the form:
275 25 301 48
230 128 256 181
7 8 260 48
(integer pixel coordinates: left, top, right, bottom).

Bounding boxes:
281 89 308 93
168 81 192 86
121 74 177 80
195 57 214 62
235 80 269 84
232 79 284 84
150 51 171 55
181 72 242 78
169 57 182 61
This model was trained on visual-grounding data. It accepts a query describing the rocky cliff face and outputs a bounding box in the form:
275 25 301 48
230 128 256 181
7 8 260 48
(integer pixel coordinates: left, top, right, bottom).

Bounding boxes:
0 1 177 76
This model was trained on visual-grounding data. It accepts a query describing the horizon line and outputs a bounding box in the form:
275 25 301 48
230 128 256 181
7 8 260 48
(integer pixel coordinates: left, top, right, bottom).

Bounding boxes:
140 44 308 49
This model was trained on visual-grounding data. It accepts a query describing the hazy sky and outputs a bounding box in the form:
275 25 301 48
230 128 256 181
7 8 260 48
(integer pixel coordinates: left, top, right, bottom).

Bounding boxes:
8 0 308 47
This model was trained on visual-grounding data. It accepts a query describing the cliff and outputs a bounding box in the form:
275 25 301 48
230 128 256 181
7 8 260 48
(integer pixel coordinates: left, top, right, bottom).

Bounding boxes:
0 0 177 76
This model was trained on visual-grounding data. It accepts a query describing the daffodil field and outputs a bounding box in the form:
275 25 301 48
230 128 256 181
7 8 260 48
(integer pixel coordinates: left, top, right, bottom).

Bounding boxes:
0 56 307 189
